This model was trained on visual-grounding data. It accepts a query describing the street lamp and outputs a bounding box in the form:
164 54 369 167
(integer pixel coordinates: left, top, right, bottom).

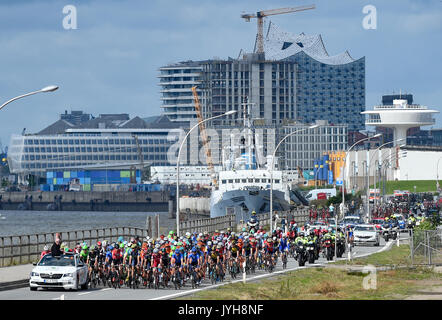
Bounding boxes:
337 133 381 259
436 156 442 192
176 110 237 236
0 85 59 112
340 133 382 218
269 124 320 231
367 138 407 221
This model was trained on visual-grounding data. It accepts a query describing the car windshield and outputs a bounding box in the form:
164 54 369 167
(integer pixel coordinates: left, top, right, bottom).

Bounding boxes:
38 255 76 267
354 226 375 232
372 219 383 223
343 218 361 224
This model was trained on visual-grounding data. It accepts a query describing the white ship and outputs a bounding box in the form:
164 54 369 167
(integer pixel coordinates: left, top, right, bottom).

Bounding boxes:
210 102 307 222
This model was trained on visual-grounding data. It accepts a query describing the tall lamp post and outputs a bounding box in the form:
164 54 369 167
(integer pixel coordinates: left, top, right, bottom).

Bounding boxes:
270 124 320 230
337 133 381 259
0 85 59 111
340 133 382 218
176 110 237 236
368 138 407 217
1 85 59 188
436 156 442 192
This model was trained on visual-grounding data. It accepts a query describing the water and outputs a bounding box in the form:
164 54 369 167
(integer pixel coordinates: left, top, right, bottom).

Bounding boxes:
0 210 175 237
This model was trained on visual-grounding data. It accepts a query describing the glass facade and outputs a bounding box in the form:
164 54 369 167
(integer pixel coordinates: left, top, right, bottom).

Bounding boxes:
8 132 179 177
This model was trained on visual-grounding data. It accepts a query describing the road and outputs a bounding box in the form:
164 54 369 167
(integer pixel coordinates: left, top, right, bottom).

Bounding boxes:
0 237 399 300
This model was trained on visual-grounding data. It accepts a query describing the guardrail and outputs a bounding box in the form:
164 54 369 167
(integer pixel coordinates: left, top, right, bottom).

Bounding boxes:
0 227 148 267
179 215 235 235
179 208 311 234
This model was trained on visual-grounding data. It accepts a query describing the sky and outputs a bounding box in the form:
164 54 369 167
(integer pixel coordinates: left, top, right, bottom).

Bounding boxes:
0 0 441 150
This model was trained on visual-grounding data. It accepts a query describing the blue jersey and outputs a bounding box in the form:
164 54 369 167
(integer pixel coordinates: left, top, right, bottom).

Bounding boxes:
188 253 200 265
172 253 182 265
279 238 289 251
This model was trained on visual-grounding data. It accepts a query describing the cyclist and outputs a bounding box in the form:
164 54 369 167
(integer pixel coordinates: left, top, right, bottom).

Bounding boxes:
170 248 184 285
80 244 89 263
86 245 99 281
187 247 202 285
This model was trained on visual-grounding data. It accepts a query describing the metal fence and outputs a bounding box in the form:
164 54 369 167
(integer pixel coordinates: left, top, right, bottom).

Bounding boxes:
0 227 148 267
179 215 235 235
410 228 442 266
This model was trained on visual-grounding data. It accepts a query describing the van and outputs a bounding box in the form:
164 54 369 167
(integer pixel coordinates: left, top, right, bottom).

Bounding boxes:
305 188 337 202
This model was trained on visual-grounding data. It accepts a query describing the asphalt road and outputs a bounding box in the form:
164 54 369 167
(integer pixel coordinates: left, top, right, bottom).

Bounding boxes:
0 236 399 300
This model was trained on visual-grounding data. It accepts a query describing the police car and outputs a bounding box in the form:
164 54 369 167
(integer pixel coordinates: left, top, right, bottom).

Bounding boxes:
29 253 89 291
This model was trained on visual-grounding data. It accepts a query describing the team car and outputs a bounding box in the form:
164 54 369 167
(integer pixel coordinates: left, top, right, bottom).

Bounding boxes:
29 253 88 291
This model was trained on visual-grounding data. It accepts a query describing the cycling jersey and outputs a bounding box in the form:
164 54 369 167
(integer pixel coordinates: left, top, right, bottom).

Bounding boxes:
151 253 161 268
172 253 183 266
188 252 200 266
279 238 289 252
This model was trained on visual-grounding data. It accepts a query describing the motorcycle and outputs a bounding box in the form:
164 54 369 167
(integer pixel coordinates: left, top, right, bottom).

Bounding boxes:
323 238 334 261
306 241 316 264
336 237 345 258
295 240 308 267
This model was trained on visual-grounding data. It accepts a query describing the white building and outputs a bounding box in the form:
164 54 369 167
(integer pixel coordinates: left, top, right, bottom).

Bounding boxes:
362 99 438 146
344 146 442 192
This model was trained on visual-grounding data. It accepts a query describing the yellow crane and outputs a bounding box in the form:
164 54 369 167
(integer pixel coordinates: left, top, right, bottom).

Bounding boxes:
241 5 316 54
191 86 218 188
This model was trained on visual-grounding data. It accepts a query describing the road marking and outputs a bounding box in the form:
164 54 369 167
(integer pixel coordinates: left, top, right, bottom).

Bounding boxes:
78 292 92 296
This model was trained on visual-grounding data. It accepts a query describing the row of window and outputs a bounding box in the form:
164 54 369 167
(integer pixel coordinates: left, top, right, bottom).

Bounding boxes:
21 153 167 162
23 146 168 153
221 178 280 184
23 138 171 146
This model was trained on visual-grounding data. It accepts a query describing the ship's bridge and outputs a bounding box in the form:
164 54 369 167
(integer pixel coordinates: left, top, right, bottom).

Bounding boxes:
218 169 284 193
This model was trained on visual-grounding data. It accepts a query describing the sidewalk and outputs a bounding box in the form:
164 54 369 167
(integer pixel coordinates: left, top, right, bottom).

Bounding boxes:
0 264 33 290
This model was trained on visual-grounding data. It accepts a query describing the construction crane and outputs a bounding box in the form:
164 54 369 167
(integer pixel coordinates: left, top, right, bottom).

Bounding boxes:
191 86 218 188
241 5 316 54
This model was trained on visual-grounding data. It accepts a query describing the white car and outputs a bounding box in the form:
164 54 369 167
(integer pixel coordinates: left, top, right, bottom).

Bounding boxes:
353 224 380 246
29 254 89 291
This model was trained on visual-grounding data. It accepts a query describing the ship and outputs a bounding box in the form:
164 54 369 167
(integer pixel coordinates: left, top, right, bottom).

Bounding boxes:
210 101 308 223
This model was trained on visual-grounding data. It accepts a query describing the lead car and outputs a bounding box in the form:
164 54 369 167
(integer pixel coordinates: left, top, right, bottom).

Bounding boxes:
29 253 89 291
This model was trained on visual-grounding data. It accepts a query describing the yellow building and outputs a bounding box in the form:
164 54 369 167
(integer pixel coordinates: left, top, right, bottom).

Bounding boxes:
327 151 346 182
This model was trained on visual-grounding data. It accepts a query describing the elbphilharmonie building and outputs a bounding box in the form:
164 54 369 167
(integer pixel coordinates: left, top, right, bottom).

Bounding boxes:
159 22 365 131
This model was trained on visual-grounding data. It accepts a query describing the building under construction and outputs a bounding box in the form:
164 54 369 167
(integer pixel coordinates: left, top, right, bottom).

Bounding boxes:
159 21 365 132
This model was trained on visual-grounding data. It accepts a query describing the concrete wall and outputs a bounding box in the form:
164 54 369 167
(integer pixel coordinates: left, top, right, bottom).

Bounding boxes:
179 197 210 214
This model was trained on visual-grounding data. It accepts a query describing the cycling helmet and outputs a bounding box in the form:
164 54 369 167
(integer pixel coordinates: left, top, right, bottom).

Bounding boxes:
174 249 180 254
118 236 124 243
82 244 88 250
217 243 222 249
268 239 273 243
44 245 49 251
207 241 212 246
153 249 159 253
119 243 124 249
97 241 102 246
64 247 70 253
192 247 197 252
90 245 96 251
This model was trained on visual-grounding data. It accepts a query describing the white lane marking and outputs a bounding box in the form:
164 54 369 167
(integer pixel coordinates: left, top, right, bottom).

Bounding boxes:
52 294 65 300
151 242 392 300
78 292 92 296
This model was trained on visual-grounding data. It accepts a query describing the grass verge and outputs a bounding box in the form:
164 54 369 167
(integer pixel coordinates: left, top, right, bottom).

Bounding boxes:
178 245 442 300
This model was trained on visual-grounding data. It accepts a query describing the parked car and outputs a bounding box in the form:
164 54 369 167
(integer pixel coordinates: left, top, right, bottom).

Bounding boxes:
29 254 88 291
353 224 380 246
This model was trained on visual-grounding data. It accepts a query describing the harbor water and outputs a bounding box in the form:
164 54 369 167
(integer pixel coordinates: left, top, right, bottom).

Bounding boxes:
0 210 174 237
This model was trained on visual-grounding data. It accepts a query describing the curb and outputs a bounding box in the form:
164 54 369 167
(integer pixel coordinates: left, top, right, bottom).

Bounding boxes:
0 279 28 292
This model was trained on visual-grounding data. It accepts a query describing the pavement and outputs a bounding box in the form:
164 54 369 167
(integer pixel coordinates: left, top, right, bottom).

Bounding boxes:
0 239 394 299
